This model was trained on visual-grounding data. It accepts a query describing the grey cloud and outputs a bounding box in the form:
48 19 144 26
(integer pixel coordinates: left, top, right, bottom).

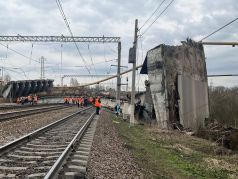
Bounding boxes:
0 0 237 86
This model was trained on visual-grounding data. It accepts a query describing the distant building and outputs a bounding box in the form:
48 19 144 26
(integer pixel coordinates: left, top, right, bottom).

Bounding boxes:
140 39 209 130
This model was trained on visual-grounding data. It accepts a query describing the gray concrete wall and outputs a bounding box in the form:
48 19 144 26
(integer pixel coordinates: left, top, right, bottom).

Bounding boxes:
146 47 168 128
177 74 209 130
142 40 209 130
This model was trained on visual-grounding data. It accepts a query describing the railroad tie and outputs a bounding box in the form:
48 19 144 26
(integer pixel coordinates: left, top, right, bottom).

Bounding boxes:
58 115 99 178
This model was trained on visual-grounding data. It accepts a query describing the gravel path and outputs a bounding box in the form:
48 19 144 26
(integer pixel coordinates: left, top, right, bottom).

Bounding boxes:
87 110 143 179
0 106 82 146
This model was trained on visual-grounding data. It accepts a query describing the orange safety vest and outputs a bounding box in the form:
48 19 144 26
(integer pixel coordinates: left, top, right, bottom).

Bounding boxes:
16 97 20 104
95 99 101 107
28 96 32 101
89 97 93 103
34 96 38 101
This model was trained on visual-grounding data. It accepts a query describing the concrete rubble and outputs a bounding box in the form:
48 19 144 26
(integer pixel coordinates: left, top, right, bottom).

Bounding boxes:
140 39 209 131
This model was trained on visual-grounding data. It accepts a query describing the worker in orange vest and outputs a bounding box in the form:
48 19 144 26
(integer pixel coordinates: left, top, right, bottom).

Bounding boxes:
89 97 93 104
27 95 33 105
16 97 21 104
95 97 101 115
66 97 70 104
33 94 38 104
80 97 83 107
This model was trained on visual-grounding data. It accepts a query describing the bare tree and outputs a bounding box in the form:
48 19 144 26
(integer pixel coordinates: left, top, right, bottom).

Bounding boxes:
209 86 238 128
70 78 79 87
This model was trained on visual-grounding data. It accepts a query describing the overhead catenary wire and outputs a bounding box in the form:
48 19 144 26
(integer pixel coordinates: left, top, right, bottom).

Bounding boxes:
29 43 33 64
56 0 91 74
6 44 8 58
108 45 117 54
139 0 175 37
60 44 63 79
0 42 39 63
88 44 97 75
137 32 146 91
103 42 107 62
73 64 143 88
199 17 238 41
0 65 29 80
139 0 167 31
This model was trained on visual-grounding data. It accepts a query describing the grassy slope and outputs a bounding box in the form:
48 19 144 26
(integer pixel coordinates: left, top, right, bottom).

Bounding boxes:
112 115 238 179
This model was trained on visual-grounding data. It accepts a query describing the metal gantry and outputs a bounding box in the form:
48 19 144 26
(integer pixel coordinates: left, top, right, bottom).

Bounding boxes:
0 35 120 43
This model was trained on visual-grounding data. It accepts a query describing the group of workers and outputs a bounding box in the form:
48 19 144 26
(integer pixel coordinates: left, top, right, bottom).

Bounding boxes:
64 96 102 115
16 94 38 105
63 96 94 107
15 93 120 117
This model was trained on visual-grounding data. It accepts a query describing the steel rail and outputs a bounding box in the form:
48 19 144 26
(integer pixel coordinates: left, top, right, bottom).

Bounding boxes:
0 107 92 155
44 111 96 179
0 103 63 110
0 105 67 122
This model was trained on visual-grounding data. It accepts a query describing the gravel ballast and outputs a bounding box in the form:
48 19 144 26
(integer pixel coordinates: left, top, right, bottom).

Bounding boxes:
0 106 82 146
87 110 143 179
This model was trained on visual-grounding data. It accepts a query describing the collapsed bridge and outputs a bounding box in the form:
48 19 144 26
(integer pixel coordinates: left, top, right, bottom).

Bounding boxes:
1 79 54 100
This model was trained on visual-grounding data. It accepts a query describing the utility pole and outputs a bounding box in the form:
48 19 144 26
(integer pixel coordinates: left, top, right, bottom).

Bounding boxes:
116 42 121 104
0 58 5 82
130 19 138 125
1 66 3 82
126 77 128 93
61 76 64 87
40 56 45 80
60 44 63 86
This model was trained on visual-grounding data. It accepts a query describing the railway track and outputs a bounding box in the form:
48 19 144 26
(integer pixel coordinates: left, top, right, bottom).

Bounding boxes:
0 105 69 122
0 103 63 112
0 107 97 178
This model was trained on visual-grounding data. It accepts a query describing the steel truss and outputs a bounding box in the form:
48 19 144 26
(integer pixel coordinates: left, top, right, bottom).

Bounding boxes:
0 36 120 43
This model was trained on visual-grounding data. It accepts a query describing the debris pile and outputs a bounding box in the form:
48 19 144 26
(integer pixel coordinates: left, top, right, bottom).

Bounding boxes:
196 121 238 150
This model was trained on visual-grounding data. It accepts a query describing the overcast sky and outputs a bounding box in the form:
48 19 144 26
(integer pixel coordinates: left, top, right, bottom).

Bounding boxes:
0 0 237 89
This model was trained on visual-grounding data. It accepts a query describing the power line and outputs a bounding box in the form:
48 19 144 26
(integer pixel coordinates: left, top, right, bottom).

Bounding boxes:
94 59 117 65
88 44 97 75
138 31 144 64
56 0 90 74
199 17 238 41
108 45 117 54
0 65 29 79
0 42 39 63
139 0 167 31
29 43 34 64
140 0 175 37
103 43 107 62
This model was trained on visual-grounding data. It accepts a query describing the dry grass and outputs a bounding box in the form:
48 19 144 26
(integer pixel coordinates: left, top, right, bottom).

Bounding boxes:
114 115 238 179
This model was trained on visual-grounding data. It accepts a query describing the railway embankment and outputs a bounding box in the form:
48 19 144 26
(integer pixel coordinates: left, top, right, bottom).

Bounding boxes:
92 110 238 179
